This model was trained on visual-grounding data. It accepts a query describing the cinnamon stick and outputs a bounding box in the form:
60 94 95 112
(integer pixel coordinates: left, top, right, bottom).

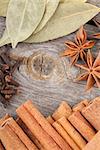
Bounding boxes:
58 117 86 149
23 100 71 150
0 124 27 150
0 114 10 125
73 100 89 112
16 104 61 150
46 116 54 124
68 111 96 142
0 141 5 150
16 118 44 150
52 101 72 121
83 131 100 150
53 121 80 150
82 97 100 131
3 117 38 150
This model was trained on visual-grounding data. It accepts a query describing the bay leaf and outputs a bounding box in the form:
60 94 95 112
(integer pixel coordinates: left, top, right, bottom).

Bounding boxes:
60 0 87 3
34 0 60 34
0 0 87 17
25 1 100 43
0 29 10 47
0 0 9 17
6 0 45 48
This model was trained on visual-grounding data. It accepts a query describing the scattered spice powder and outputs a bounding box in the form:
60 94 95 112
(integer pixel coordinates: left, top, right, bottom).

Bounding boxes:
0 52 22 106
76 50 100 91
60 26 95 65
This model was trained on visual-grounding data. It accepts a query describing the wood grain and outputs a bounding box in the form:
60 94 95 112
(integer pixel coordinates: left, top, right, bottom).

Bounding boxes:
0 0 100 118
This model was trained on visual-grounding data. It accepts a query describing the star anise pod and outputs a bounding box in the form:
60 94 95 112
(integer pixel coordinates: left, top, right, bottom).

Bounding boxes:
76 50 100 91
60 26 95 65
92 32 100 39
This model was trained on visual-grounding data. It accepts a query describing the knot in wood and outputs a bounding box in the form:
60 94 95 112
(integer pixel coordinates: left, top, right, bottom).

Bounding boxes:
25 52 55 80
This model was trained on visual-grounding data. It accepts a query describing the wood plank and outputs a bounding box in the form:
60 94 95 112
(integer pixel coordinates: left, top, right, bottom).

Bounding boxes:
0 0 100 117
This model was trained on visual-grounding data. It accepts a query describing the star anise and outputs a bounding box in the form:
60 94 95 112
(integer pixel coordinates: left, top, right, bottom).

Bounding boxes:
60 26 95 65
92 32 100 39
76 50 100 91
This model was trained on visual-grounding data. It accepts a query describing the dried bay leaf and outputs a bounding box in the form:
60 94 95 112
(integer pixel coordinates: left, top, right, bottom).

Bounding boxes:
0 29 10 47
0 0 86 17
60 0 87 3
25 1 100 43
6 0 45 48
0 0 9 17
34 0 60 34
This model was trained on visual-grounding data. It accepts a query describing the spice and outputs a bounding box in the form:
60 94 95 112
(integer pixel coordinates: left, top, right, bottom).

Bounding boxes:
76 50 100 90
16 105 61 150
0 97 100 149
0 1 100 47
0 141 5 150
52 101 72 121
52 121 80 150
68 111 96 142
16 118 43 149
0 124 27 150
83 131 100 150
92 32 100 39
18 100 71 150
0 52 21 106
47 116 55 125
60 26 95 65
73 99 89 112
58 117 86 149
82 97 100 131
1 117 37 150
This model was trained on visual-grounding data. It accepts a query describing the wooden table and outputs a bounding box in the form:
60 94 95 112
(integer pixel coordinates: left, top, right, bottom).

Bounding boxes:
0 0 100 118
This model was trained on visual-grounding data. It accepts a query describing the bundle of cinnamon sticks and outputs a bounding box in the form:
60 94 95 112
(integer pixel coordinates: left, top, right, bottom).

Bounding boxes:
0 97 100 150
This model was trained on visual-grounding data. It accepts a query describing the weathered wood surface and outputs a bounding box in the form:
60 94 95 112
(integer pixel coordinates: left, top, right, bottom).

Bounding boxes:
0 0 100 118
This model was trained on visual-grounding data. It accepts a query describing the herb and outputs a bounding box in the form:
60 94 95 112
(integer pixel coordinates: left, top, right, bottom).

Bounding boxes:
0 0 9 17
76 50 100 91
34 0 60 34
0 52 21 106
0 0 100 47
25 1 100 43
6 0 45 48
60 26 95 65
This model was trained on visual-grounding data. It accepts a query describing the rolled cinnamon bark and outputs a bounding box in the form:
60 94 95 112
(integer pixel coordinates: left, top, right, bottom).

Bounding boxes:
82 97 100 131
68 111 96 142
17 118 44 150
0 114 10 125
0 124 27 150
23 100 71 150
0 141 5 150
83 131 100 150
53 121 80 150
58 117 86 149
4 117 38 150
47 116 54 124
16 105 61 150
52 101 72 121
73 100 89 112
